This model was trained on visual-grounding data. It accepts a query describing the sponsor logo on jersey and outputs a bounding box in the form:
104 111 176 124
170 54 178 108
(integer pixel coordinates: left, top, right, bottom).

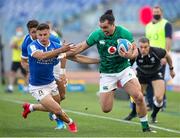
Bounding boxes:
108 46 117 54
99 40 105 45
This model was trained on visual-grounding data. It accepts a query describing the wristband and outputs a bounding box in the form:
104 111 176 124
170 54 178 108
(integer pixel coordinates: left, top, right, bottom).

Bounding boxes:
60 68 66 74
58 53 66 59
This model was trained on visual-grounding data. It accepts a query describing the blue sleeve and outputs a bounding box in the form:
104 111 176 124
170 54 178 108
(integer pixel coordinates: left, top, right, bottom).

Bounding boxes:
21 35 32 59
165 22 172 39
21 39 28 59
49 34 60 44
27 44 38 57
52 41 61 49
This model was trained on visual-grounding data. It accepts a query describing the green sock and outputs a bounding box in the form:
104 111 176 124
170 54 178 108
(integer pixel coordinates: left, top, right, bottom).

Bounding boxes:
139 115 149 129
141 121 149 129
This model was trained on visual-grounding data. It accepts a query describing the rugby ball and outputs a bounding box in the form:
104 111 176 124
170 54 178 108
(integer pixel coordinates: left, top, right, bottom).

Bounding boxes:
117 39 132 54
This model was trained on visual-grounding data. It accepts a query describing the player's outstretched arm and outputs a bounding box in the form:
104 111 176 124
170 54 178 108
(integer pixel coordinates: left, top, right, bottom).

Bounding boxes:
66 41 89 57
67 54 100 64
32 43 70 60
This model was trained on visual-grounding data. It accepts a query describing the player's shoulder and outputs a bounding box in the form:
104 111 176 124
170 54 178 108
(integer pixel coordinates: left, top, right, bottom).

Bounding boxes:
116 25 129 31
49 33 60 43
29 40 38 47
151 46 165 53
23 34 32 42
24 34 30 39
49 33 60 40
89 28 102 38
151 46 163 51
116 25 132 36
50 40 61 48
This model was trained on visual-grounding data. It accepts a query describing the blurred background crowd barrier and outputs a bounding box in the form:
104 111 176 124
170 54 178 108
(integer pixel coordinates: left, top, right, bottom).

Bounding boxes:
0 0 180 90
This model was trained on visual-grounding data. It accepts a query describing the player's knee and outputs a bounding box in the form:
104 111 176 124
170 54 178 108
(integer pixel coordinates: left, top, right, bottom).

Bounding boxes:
156 96 163 103
133 93 144 105
102 107 112 113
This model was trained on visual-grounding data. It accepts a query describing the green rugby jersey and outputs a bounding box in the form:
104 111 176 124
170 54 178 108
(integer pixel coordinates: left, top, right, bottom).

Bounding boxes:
86 26 134 73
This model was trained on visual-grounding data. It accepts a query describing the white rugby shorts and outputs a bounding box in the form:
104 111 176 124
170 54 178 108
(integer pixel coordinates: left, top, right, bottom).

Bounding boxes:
99 67 137 93
53 62 61 80
29 81 59 101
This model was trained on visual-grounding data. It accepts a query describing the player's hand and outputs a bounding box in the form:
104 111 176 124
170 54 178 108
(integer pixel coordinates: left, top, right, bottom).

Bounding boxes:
170 69 175 78
161 58 167 65
119 45 134 59
60 42 73 53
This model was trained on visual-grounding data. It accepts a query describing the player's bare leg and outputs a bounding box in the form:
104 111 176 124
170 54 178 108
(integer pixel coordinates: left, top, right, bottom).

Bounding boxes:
124 84 147 121
99 91 114 113
124 78 155 132
22 94 60 118
39 94 77 133
56 79 66 101
151 80 165 123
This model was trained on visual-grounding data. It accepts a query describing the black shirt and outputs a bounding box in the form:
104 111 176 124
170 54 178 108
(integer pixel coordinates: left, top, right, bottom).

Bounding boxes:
133 47 166 76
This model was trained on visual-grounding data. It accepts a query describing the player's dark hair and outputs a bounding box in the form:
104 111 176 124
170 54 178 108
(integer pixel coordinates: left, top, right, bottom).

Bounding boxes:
153 6 163 12
99 9 115 25
37 23 50 31
27 20 39 30
138 37 150 44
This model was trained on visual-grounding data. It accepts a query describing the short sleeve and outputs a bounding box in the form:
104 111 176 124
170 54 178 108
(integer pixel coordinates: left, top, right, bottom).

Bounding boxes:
165 22 173 39
28 44 38 57
86 31 99 47
21 39 28 59
153 47 166 59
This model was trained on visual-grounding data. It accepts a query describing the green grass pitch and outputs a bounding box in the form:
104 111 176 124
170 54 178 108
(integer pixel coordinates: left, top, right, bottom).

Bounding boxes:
0 84 180 137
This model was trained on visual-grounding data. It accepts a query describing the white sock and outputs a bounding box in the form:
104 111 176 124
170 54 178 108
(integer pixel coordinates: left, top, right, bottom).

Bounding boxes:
139 115 148 122
29 104 34 112
153 97 163 107
68 118 73 125
52 114 57 120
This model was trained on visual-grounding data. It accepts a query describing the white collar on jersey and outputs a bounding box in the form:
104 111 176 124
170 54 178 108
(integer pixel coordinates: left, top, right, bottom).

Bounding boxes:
30 35 34 41
37 39 50 47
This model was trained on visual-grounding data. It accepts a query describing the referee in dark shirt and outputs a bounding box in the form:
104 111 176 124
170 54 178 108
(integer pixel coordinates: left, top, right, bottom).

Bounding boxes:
124 37 175 123
145 6 173 111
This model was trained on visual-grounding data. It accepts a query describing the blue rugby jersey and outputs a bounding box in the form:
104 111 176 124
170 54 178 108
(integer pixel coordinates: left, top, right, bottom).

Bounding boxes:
27 40 61 85
21 34 60 59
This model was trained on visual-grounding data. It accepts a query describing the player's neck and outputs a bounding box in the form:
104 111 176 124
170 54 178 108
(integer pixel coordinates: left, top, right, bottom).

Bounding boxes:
37 39 50 47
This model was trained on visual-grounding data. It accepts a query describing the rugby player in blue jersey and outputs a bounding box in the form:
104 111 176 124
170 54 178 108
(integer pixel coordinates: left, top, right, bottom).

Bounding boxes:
22 23 78 132
21 20 68 129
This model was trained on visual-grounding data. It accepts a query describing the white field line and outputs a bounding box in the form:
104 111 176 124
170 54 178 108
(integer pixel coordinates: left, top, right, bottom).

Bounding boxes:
1 98 180 134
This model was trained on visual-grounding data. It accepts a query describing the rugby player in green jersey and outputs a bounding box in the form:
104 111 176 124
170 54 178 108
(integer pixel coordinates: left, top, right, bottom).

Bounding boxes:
68 9 155 132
